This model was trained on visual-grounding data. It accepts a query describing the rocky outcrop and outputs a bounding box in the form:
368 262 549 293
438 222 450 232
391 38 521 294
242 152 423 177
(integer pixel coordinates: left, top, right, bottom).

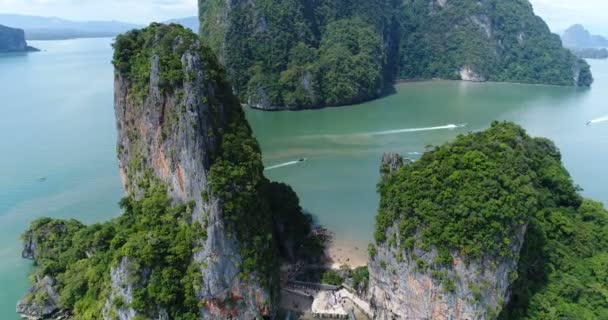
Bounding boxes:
102 258 138 320
369 224 526 319
16 276 66 320
0 24 38 52
368 123 571 320
380 153 405 175
113 24 273 319
18 23 323 320
460 66 487 82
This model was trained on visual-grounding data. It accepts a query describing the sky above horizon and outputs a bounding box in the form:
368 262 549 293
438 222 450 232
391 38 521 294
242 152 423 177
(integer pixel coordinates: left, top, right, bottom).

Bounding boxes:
0 0 607 34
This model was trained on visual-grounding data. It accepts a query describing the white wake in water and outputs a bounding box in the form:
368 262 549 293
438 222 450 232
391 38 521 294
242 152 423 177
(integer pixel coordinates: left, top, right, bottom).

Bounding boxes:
367 123 467 136
588 116 608 125
264 160 302 171
299 123 467 143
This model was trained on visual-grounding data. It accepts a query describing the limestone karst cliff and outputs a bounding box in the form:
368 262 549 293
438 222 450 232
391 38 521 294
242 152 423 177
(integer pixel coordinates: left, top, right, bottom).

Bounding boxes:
0 24 38 52
368 122 605 319
198 0 591 110
398 0 592 87
199 0 396 110
112 23 277 319
17 23 321 320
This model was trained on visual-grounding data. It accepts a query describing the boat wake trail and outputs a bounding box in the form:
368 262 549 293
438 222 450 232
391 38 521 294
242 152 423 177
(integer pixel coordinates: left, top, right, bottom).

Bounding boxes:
264 160 304 171
588 116 608 125
367 124 467 136
299 124 467 143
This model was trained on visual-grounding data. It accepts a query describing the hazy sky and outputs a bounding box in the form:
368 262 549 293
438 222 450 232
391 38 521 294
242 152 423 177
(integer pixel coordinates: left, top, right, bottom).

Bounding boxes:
0 0 198 24
532 0 608 34
0 0 607 34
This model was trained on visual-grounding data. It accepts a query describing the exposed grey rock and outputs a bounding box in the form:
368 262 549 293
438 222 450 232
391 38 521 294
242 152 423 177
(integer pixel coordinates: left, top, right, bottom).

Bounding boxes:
102 258 138 320
460 66 487 82
368 223 527 319
16 276 66 320
380 153 405 176
471 15 492 38
18 221 79 319
114 29 271 319
21 230 37 260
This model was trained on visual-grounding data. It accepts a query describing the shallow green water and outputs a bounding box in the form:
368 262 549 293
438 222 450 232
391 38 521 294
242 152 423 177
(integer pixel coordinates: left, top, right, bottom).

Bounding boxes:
248 63 608 262
1 38 607 317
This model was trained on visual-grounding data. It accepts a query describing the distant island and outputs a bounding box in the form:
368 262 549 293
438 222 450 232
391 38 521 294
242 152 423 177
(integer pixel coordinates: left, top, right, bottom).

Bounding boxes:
561 25 608 60
0 14 198 40
562 24 608 49
0 13 140 40
0 24 38 52
570 48 608 60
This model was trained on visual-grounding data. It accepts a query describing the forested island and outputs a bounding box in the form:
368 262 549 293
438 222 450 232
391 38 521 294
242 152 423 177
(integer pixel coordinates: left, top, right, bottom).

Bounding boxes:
370 122 608 319
562 25 608 59
0 24 38 52
199 0 592 110
14 2 608 320
17 24 323 320
562 24 608 49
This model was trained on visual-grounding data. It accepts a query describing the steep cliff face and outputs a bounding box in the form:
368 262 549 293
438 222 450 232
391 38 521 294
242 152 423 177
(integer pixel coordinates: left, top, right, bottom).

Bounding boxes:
199 0 591 110
0 24 38 52
369 222 526 319
18 23 327 320
199 0 398 110
368 122 584 319
399 0 592 86
113 23 276 319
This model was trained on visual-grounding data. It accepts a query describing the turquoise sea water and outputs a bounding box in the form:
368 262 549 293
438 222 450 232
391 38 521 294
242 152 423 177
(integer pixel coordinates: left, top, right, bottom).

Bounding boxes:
249 67 608 264
0 39 124 318
1 38 607 317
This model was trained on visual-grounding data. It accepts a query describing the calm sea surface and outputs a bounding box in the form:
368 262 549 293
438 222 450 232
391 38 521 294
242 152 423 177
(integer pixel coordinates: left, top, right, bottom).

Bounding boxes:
1 38 607 317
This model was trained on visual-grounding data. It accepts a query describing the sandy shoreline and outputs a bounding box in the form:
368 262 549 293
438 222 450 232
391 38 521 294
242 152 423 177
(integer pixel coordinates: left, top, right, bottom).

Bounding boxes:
326 242 368 269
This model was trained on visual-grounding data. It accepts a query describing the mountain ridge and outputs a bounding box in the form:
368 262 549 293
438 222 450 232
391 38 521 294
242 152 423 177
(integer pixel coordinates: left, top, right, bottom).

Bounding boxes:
0 14 198 40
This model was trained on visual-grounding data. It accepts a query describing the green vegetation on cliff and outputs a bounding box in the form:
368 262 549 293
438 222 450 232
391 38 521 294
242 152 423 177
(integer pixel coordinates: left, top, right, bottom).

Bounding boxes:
23 184 202 319
399 0 592 86
200 0 397 109
199 0 591 110
113 23 201 102
501 200 608 319
374 122 608 318
375 122 578 259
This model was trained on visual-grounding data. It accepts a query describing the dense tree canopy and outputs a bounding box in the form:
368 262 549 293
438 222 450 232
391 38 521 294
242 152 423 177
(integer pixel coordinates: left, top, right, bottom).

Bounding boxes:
374 122 608 319
22 185 202 319
199 0 591 110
